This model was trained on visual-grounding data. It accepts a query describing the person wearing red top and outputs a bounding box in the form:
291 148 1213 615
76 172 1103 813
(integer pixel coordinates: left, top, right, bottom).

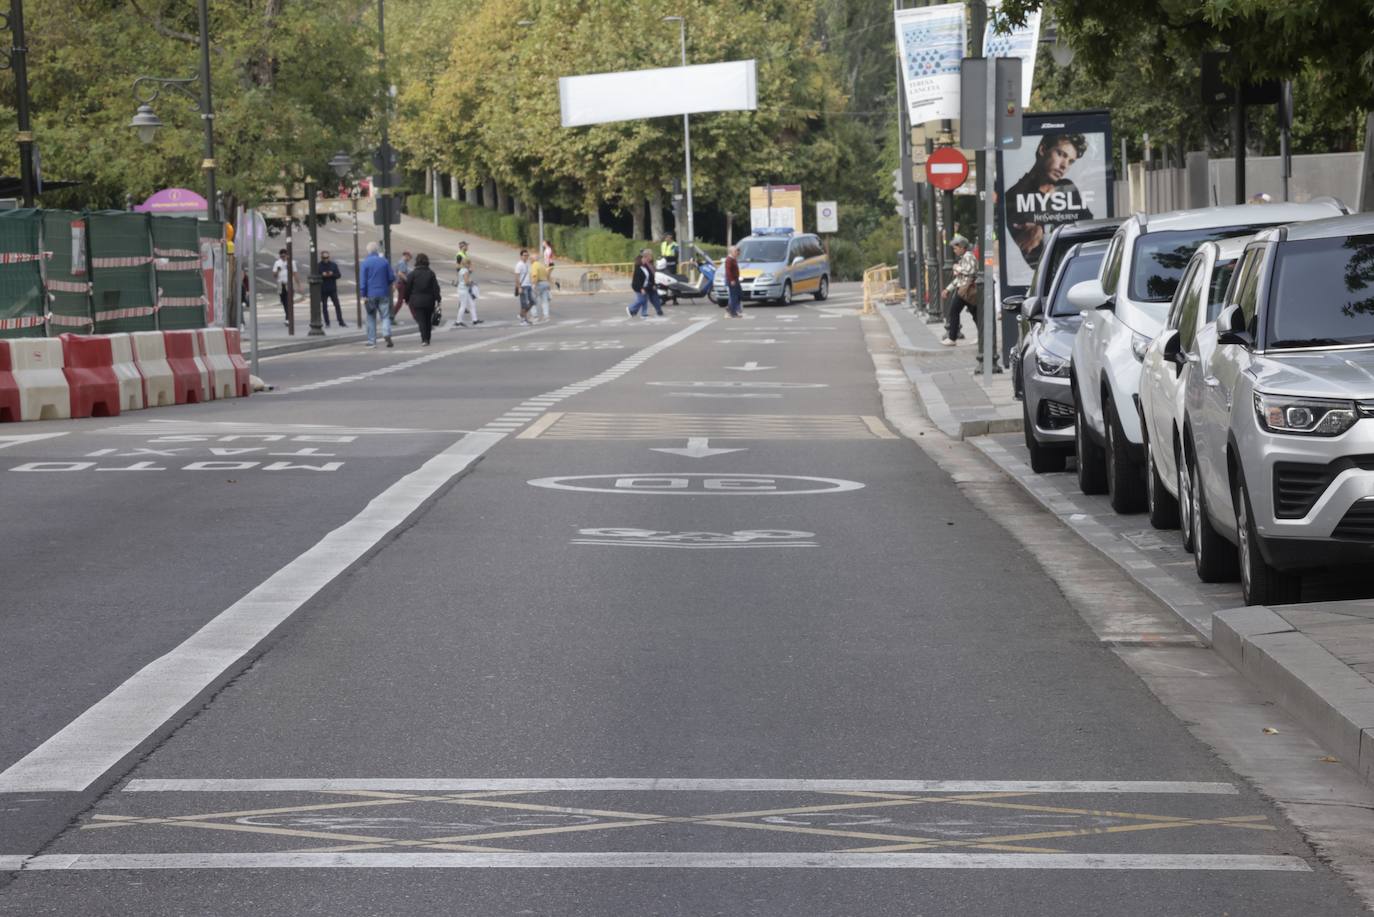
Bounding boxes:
724 246 743 318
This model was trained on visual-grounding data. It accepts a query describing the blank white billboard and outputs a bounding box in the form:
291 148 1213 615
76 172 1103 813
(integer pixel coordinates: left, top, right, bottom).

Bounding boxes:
559 60 758 128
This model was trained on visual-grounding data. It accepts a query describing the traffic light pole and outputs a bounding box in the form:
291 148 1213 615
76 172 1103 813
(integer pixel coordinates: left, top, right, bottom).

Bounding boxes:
893 0 913 310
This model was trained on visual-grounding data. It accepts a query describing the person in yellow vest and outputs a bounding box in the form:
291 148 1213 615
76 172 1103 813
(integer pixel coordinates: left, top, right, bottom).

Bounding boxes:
660 233 678 275
529 256 552 322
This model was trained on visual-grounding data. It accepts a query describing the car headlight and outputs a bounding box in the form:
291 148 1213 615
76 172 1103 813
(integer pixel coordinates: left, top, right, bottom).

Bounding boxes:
754 274 775 284
1253 392 1358 436
1035 351 1071 378
1130 332 1152 362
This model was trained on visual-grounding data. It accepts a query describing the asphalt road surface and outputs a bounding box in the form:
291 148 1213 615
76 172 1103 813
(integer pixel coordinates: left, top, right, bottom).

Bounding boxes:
0 286 1367 915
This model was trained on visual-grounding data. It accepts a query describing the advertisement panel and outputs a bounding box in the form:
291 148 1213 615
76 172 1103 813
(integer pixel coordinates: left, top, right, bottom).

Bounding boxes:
749 185 802 233
983 2 1041 108
996 110 1114 292
559 60 757 128
894 4 966 125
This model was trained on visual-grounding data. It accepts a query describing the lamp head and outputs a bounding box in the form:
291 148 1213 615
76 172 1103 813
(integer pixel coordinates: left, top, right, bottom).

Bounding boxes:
130 103 162 145
329 150 352 178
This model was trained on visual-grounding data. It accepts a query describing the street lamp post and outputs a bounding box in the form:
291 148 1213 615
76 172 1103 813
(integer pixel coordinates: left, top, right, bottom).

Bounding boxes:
663 15 694 255
304 177 324 336
377 0 393 262
128 0 217 219
1 0 36 207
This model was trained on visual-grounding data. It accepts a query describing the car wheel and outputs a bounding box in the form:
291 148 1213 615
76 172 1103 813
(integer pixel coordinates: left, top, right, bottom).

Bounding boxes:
1177 442 1196 553
1074 385 1107 495
813 276 829 301
1024 394 1066 474
1236 477 1301 606
1145 435 1180 529
1104 397 1146 514
1190 451 1238 583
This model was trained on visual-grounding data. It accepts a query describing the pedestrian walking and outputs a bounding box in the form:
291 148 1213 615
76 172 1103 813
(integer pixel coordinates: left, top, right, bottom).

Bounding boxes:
530 255 552 322
452 261 478 327
627 252 653 318
455 240 471 273
360 240 396 348
724 245 744 318
941 235 979 347
406 253 442 346
515 249 535 325
318 251 346 327
392 251 413 323
643 247 665 316
271 247 295 326
541 238 558 289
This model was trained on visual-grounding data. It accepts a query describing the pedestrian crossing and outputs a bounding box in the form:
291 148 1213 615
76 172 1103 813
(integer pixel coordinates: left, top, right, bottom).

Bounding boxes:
518 412 897 440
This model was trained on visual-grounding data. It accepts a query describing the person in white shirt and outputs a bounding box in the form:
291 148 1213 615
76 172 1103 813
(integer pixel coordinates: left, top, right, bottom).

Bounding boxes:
452 263 479 327
515 250 534 325
271 248 295 326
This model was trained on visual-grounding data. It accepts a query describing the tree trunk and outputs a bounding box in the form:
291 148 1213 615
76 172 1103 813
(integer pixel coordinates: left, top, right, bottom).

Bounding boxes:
649 189 665 241
449 175 459 200
465 183 479 206
483 177 497 208
725 211 734 247
587 205 601 229
1361 113 1374 212
629 198 645 241
495 184 510 213
513 198 526 218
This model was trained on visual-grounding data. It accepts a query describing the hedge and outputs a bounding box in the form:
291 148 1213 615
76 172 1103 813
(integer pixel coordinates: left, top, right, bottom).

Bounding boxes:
407 195 727 267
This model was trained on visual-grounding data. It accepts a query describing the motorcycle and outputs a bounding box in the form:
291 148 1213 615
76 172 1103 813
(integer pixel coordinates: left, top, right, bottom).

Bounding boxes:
655 253 717 305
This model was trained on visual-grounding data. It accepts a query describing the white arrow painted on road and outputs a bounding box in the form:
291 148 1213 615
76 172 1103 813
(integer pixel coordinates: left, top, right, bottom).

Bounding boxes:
725 362 774 372
649 437 747 459
0 432 67 451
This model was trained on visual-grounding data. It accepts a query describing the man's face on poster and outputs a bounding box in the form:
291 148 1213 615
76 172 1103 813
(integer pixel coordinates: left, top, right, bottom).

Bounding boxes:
1042 139 1080 183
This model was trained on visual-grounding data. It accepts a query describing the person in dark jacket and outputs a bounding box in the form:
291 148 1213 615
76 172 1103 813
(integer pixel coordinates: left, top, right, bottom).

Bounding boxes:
318 251 346 327
405 253 442 346
627 252 653 318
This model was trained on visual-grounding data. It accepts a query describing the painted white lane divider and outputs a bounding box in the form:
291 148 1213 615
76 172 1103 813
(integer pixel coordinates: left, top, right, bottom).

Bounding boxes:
649 438 746 459
0 319 713 794
0 432 67 451
0 852 1309 872
725 362 773 371
122 778 1241 794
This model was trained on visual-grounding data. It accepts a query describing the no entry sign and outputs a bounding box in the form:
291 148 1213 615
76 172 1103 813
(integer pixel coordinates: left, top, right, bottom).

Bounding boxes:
926 147 970 192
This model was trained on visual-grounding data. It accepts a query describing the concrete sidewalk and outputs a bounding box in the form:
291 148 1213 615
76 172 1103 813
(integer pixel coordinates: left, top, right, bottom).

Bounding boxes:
878 301 1021 439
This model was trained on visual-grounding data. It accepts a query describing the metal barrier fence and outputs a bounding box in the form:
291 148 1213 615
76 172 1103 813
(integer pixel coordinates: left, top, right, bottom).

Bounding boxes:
574 262 636 295
861 264 902 315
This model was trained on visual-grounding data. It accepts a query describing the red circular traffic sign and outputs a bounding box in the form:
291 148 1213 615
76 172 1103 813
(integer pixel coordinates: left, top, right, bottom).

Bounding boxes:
926 147 970 192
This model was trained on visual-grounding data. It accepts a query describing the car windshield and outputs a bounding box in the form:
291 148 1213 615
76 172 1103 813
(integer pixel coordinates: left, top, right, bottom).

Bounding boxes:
1267 234 1374 349
1129 225 1269 303
737 239 789 263
1049 250 1105 316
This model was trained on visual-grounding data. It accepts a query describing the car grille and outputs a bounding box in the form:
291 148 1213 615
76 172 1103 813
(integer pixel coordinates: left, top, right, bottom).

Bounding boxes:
1332 500 1374 542
1039 400 1074 430
1358 399 1374 418
1273 456 1374 519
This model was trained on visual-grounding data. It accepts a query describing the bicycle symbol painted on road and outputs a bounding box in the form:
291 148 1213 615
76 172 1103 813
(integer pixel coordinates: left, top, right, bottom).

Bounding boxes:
571 528 817 549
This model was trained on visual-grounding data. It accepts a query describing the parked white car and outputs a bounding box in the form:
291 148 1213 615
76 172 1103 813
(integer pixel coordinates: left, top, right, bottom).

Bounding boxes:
1137 237 1246 542
1067 200 1347 513
1182 213 1374 605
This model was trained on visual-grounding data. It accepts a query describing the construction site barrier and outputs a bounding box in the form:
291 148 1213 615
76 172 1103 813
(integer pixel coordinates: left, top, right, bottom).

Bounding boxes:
59 334 121 418
0 341 20 421
8 337 70 420
162 329 210 403
223 329 252 397
861 264 903 315
197 328 237 400
106 332 146 411
575 262 636 294
130 330 176 408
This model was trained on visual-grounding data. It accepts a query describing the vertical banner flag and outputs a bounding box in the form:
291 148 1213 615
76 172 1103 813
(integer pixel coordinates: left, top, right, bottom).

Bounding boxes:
894 3 967 125
996 110 1115 291
983 3 1041 108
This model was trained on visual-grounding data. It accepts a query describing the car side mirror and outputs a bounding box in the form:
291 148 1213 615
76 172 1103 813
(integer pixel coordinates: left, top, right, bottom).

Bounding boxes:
1002 292 1025 311
1161 329 1185 371
1215 304 1253 347
1027 298 1046 323
792 256 805 266
1067 279 1107 312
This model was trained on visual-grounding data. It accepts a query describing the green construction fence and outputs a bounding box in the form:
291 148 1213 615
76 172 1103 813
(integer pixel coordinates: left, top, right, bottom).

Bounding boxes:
0 210 46 338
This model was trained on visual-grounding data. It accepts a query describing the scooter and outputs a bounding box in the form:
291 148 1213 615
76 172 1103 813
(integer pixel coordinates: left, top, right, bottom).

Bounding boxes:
655 254 717 305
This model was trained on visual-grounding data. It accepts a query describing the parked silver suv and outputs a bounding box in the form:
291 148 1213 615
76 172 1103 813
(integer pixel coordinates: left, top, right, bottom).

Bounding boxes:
1182 213 1374 605
1067 200 1346 514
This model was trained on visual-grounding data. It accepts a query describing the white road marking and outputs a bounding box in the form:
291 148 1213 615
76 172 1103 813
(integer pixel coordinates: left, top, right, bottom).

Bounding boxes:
122 778 1241 794
98 422 468 436
0 432 67 451
725 362 773 371
667 393 783 399
648 438 747 459
528 473 864 496
647 382 826 389
2 852 1308 871
0 320 713 794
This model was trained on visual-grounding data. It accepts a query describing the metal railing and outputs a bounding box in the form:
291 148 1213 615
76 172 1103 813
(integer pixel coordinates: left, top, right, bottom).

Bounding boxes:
861 264 902 314
574 262 637 294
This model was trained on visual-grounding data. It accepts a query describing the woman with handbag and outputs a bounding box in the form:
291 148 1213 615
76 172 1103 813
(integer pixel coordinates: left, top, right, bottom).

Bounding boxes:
941 235 979 347
405 253 442 346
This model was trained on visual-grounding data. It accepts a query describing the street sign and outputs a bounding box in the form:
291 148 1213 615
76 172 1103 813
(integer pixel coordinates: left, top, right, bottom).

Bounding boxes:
371 142 398 174
816 201 838 233
926 147 970 191
373 196 401 226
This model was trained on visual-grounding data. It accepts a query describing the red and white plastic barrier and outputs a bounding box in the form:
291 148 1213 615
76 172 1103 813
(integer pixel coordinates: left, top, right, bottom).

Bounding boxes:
0 342 21 422
223 329 252 397
161 329 211 404
7 338 70 421
106 333 147 412
197 328 237 400
59 333 122 419
130 331 176 408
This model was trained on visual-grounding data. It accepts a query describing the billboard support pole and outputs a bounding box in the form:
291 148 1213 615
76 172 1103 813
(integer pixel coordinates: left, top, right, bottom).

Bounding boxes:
893 0 913 309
